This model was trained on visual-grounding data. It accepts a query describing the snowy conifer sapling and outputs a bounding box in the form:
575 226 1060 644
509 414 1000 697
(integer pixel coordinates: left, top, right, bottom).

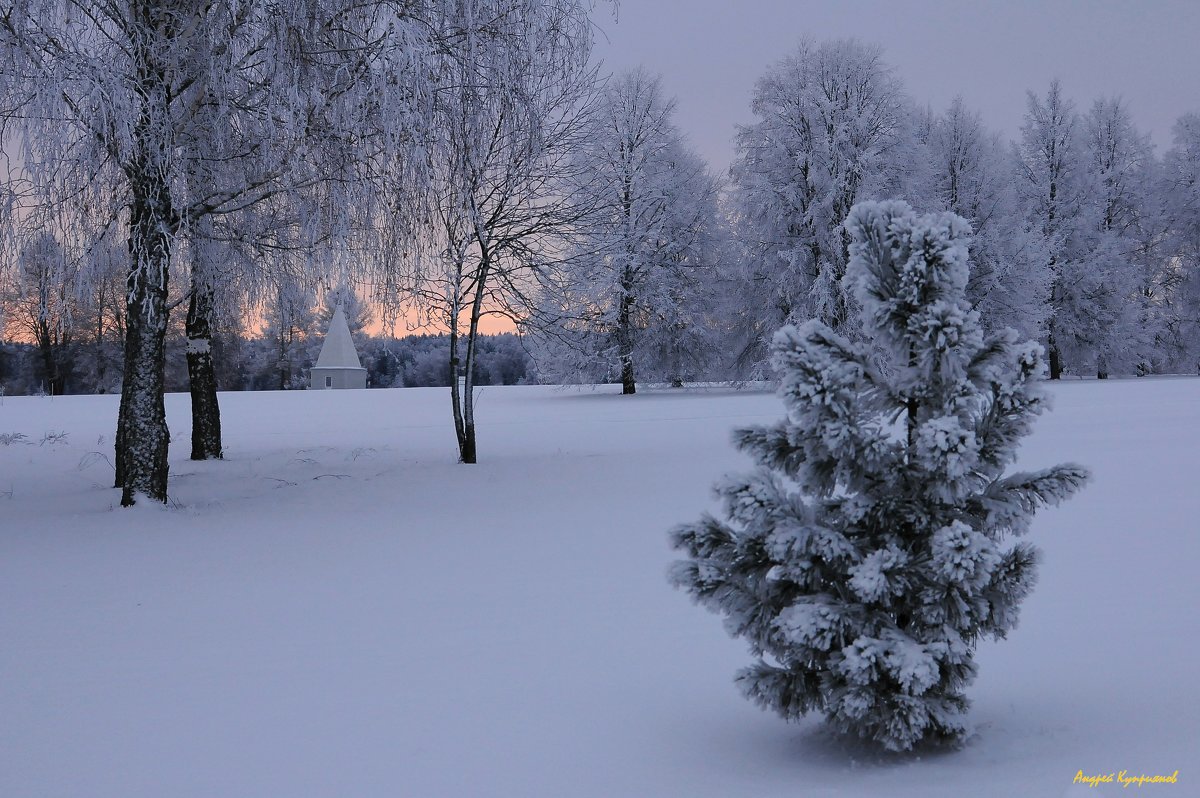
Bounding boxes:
670 201 1089 751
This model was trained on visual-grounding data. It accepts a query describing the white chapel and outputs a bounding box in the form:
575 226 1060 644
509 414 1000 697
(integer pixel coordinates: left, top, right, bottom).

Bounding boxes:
310 305 367 389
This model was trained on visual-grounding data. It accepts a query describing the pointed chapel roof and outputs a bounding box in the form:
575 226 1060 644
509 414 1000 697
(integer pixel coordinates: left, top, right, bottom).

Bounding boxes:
314 305 364 370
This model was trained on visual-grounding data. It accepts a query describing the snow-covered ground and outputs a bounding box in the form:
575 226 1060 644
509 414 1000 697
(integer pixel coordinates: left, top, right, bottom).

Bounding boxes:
1 380 1195 797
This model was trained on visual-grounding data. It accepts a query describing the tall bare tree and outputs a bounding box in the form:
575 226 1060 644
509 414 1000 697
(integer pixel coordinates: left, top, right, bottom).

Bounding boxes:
385 0 599 463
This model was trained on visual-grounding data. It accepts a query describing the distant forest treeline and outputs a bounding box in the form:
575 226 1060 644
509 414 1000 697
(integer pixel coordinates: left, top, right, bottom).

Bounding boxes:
0 330 534 396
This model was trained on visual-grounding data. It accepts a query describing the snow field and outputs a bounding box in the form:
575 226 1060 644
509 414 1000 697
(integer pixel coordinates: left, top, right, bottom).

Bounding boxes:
1 380 1196 797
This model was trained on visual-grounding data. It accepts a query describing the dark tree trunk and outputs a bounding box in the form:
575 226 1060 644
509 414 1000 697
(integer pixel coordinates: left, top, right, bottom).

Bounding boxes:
620 354 636 395
115 5 176 506
1047 323 1062 381
448 303 468 462
449 311 480 464
457 247 491 464
460 313 480 464
93 301 109 394
460 419 477 463
37 346 65 396
116 187 173 506
186 281 223 460
617 273 636 395
1048 344 1063 380
277 341 291 390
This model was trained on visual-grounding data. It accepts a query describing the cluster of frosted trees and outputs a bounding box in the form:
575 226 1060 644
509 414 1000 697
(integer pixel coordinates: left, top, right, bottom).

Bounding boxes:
0 0 602 502
726 43 1200 381
535 39 1200 391
2 21 1198 504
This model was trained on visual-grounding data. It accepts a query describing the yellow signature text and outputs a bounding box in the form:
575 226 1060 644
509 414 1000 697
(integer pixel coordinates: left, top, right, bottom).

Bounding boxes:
1073 770 1180 788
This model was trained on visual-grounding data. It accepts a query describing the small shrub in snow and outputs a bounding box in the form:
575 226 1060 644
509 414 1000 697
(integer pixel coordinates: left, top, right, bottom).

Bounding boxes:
669 201 1089 751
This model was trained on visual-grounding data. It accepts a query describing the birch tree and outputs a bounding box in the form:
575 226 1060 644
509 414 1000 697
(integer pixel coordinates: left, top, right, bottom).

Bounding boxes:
390 0 598 463
173 1 401 459
0 1 396 503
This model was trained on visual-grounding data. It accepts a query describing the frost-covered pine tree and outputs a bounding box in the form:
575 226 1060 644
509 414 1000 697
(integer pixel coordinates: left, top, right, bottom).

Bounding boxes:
670 200 1089 752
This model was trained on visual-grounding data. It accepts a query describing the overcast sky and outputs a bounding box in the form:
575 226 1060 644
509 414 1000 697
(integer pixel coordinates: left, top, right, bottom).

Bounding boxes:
592 0 1200 173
